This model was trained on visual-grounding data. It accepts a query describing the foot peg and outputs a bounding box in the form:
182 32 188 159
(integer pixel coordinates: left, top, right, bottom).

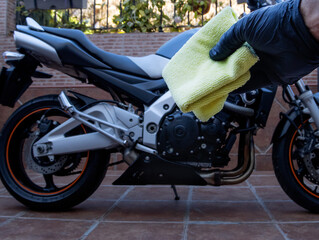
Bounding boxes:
58 91 74 113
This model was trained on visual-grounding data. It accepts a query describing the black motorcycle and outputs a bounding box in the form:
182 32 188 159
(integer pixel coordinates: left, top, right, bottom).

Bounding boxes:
1 0 319 212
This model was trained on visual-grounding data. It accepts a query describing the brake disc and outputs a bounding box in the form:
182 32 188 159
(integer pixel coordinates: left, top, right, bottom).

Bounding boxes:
24 132 67 174
303 152 319 184
54 153 82 176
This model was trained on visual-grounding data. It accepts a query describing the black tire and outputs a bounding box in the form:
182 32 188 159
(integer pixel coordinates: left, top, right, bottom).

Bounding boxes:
273 114 319 212
0 95 109 211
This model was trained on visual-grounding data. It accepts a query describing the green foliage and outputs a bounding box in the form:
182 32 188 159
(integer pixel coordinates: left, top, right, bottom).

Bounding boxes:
15 0 231 33
16 3 53 26
113 0 170 33
174 0 214 22
16 1 90 32
54 11 91 32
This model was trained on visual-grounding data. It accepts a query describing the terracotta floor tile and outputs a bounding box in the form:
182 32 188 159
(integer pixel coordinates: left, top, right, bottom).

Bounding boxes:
86 222 184 240
254 187 291 201
247 175 280 187
0 197 26 216
89 186 129 201
112 163 129 171
124 186 189 201
251 171 275 176
0 219 91 240
0 189 10 197
280 223 319 240
100 170 127 185
104 200 187 222
235 181 249 187
0 218 8 225
100 175 121 185
2 171 319 239
192 187 256 202
190 202 270 222
265 201 319 222
187 223 285 240
22 200 115 220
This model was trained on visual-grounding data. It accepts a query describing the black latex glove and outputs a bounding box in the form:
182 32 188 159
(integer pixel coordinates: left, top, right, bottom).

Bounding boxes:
210 0 319 88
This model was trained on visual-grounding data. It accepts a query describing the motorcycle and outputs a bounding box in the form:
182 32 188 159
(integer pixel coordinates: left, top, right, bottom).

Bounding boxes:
1 0 319 212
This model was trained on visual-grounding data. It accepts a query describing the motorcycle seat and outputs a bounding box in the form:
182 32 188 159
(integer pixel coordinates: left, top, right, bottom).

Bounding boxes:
42 27 169 79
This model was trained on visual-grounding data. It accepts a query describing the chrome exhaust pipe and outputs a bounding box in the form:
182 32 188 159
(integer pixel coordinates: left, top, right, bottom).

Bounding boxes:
199 132 255 186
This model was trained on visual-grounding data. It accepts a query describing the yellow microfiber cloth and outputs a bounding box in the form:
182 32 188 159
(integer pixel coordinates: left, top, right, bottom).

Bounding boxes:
162 7 259 122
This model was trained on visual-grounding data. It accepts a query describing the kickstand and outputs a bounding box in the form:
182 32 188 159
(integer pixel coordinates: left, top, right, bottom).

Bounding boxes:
171 185 180 200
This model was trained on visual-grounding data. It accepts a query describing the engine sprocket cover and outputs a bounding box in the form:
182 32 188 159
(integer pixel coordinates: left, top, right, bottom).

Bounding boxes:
157 110 231 167
157 111 200 160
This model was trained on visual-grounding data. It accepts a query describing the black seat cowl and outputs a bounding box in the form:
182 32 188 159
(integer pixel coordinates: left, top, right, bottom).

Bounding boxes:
42 26 148 77
16 25 110 69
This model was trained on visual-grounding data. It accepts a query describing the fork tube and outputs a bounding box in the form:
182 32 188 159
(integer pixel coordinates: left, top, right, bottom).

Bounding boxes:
296 79 319 129
295 79 307 93
285 85 297 102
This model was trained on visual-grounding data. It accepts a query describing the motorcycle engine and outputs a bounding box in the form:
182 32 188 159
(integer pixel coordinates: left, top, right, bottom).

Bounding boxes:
157 110 231 168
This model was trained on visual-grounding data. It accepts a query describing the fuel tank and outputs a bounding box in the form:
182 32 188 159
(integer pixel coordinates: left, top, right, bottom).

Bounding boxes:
156 28 200 59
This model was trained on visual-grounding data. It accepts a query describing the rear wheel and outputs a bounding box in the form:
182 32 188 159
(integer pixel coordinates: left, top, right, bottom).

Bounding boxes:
273 115 319 212
0 95 109 211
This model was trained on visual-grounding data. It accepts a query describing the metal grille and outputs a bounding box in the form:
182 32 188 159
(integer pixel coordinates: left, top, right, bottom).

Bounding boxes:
16 0 249 32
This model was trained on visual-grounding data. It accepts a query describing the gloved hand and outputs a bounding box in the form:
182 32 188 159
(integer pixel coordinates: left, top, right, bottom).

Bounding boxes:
210 0 319 88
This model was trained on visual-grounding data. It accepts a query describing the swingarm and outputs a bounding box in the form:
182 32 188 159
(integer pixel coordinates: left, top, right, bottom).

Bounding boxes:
32 91 143 158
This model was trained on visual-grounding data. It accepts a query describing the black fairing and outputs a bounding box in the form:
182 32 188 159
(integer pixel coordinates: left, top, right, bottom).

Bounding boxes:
113 153 207 185
0 55 38 107
15 25 169 106
16 26 150 78
104 70 167 91
255 85 277 127
156 28 200 59
83 67 163 106
41 26 148 77
17 26 109 68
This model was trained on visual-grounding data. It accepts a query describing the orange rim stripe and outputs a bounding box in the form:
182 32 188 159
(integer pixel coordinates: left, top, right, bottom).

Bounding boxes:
288 120 319 199
6 108 89 196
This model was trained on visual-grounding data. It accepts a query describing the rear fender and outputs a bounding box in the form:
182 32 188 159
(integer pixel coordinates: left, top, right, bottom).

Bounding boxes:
0 54 39 107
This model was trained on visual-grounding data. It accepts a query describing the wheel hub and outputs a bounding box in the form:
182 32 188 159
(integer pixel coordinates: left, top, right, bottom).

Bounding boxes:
303 152 319 184
24 132 67 174
296 127 319 184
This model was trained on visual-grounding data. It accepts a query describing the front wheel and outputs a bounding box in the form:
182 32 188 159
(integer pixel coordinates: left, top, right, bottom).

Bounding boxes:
0 95 109 211
273 114 319 212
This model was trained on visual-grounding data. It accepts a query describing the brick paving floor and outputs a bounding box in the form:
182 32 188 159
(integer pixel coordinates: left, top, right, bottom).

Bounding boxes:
0 170 319 240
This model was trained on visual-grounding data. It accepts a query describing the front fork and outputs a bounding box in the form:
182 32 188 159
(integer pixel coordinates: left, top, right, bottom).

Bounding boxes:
285 79 319 129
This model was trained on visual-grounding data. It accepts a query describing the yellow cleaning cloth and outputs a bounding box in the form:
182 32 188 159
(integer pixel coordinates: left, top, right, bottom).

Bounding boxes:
162 7 259 122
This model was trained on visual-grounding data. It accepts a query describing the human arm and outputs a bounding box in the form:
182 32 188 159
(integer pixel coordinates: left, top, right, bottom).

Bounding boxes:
300 0 319 41
210 0 319 87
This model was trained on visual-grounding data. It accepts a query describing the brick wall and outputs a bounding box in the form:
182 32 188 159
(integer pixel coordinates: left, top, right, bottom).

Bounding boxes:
6 0 16 34
0 0 15 35
0 0 7 35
